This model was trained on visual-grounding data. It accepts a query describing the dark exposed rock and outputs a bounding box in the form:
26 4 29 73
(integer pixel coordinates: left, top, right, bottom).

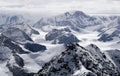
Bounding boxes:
6 52 35 76
98 34 114 42
24 43 46 52
0 35 29 54
13 53 24 67
52 33 80 44
7 63 35 76
45 28 79 44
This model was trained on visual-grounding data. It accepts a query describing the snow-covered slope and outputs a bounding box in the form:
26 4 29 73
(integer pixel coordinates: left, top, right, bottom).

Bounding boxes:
37 43 119 76
98 17 120 42
0 27 47 76
2 27 33 43
11 23 39 36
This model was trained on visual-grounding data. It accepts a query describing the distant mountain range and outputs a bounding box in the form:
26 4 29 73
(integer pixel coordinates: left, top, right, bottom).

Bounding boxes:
33 11 120 42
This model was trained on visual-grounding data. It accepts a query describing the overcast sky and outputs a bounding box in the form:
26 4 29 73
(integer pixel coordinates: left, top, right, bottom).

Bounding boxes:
0 0 120 16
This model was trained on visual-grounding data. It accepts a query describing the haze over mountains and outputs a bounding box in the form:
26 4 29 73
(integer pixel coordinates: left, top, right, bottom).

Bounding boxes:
0 10 120 76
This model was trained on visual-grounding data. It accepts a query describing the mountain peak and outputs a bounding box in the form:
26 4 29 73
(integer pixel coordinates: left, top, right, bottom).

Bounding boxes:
37 43 118 76
64 11 87 17
73 11 86 16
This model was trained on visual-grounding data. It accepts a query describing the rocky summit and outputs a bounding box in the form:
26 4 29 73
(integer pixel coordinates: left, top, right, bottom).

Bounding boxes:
37 43 120 76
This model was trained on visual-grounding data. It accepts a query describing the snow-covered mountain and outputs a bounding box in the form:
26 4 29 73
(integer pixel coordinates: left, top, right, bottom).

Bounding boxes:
45 28 80 44
0 13 41 29
0 14 26 25
34 11 100 28
33 11 120 43
2 27 33 43
0 10 120 76
37 43 119 76
98 17 120 42
0 25 46 76
33 11 117 32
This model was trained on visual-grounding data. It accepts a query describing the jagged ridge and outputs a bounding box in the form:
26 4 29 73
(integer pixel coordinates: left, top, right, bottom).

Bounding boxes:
37 43 119 76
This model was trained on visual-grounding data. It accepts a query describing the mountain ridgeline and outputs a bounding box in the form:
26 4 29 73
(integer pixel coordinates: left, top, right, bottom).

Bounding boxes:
34 11 120 42
36 43 120 76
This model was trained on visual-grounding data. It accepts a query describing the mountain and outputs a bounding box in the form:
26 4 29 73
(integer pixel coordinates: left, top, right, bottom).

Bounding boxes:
33 11 98 28
0 25 46 52
0 13 37 26
10 23 39 36
0 14 25 25
33 11 120 43
0 13 40 36
0 10 120 76
0 23 39 37
0 27 46 76
0 35 29 54
37 43 119 76
1 27 33 43
33 11 117 32
45 28 80 44
0 45 35 76
6 51 35 76
98 17 120 42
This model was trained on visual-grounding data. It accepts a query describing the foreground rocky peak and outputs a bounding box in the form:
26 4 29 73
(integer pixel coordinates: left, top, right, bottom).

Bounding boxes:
37 43 119 76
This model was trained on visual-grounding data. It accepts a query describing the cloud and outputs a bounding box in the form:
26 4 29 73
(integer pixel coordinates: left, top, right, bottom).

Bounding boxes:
0 0 120 16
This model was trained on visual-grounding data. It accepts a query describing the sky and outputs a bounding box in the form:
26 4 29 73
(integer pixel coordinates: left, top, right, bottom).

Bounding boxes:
0 0 120 16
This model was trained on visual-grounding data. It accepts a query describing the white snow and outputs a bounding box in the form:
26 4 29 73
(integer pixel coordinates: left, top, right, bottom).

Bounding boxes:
72 30 120 51
25 25 120 73
73 66 90 76
20 44 65 73
0 61 13 76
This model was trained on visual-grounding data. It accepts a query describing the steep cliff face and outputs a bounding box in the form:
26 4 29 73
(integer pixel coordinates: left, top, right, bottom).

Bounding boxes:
105 49 120 72
37 43 119 76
